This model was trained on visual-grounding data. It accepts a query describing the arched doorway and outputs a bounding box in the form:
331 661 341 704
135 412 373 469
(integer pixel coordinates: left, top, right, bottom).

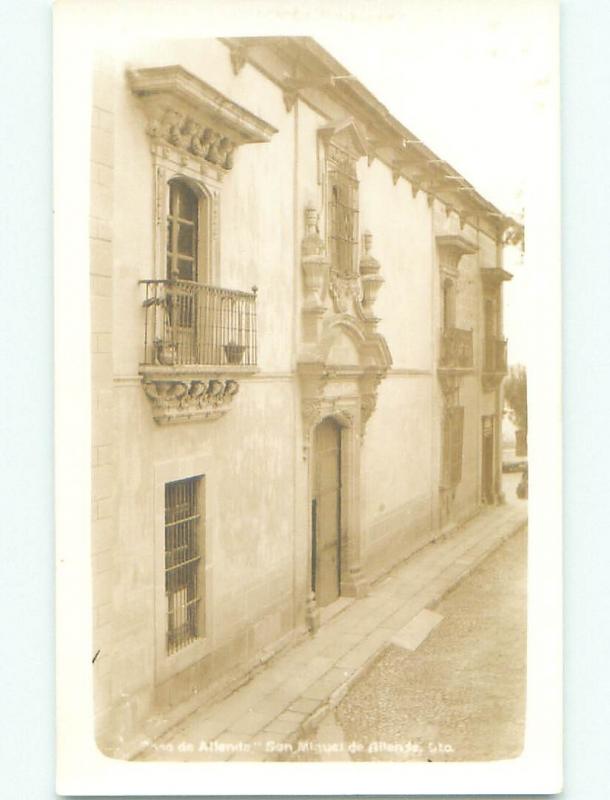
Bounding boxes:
311 417 342 607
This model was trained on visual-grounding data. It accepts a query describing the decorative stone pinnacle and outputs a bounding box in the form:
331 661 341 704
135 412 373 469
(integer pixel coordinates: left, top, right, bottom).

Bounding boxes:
302 206 324 258
301 206 328 311
359 230 380 277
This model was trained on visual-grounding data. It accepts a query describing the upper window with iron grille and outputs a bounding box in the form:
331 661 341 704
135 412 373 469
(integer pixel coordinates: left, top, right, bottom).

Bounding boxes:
328 147 359 277
164 475 204 655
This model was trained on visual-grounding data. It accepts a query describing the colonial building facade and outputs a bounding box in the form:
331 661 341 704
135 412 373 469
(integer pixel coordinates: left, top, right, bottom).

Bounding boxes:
90 36 521 757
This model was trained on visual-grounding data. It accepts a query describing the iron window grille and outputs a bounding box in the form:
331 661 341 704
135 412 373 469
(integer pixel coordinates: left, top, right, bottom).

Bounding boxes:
328 149 359 277
164 476 204 655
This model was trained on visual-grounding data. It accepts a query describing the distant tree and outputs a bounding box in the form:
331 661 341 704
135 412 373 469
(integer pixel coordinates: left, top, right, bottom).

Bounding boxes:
504 365 528 455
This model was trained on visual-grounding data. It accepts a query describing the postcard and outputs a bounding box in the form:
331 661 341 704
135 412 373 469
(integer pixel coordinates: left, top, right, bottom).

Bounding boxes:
55 0 561 794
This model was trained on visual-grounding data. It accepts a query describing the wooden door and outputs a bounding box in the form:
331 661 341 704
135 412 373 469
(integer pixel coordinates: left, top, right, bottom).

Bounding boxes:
482 415 495 504
166 180 203 364
312 418 342 607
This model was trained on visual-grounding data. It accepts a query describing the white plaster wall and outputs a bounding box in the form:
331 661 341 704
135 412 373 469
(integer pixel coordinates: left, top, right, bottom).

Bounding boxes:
111 379 298 700
359 161 434 371
361 374 435 571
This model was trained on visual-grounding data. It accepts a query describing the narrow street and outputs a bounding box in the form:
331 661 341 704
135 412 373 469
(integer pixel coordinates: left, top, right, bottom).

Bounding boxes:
135 483 527 763
289 508 527 762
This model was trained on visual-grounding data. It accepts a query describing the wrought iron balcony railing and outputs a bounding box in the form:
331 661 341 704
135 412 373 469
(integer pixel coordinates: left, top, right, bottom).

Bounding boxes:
439 327 474 370
140 279 257 368
483 336 508 374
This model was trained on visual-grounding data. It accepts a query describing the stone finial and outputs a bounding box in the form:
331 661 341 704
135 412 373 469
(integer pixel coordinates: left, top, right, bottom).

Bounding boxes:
301 206 328 312
359 230 383 317
359 230 381 277
302 206 324 258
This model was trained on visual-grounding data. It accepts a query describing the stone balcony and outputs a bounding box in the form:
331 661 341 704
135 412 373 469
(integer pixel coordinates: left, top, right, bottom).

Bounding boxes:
438 327 474 372
139 278 258 423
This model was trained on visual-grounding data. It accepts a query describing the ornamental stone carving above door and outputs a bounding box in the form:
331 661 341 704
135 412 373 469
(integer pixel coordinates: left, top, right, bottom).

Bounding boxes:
297 204 392 458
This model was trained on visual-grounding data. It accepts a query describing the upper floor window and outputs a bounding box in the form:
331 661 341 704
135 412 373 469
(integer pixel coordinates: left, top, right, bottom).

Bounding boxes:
442 278 456 331
167 179 200 282
328 148 359 277
484 297 498 339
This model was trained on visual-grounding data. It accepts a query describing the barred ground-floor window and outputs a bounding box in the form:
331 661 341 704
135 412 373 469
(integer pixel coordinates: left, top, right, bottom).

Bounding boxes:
164 475 205 655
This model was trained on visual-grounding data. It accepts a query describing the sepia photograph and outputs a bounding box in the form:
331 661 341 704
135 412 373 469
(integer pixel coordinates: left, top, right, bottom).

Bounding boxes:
55 0 561 794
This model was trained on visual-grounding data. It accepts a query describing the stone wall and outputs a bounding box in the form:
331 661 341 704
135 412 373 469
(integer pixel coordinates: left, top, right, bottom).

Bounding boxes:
90 55 117 743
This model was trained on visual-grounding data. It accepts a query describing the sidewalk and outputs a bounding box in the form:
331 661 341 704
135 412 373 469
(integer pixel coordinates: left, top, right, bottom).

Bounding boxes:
136 494 527 762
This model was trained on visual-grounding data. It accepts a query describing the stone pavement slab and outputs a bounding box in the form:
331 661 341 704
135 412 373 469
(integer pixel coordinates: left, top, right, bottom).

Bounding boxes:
391 609 444 651
134 498 527 762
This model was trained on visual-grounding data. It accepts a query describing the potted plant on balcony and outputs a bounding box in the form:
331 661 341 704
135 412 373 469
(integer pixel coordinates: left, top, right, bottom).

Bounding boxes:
153 337 178 366
143 291 179 366
224 341 246 365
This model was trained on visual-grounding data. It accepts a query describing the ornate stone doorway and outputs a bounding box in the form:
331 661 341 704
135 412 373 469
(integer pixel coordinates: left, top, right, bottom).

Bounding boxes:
311 417 342 607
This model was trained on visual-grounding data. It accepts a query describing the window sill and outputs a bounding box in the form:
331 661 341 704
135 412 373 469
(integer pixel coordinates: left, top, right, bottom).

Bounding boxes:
156 635 212 686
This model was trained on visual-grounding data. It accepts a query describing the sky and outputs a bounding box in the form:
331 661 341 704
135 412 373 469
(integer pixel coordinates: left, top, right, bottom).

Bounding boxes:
315 0 556 367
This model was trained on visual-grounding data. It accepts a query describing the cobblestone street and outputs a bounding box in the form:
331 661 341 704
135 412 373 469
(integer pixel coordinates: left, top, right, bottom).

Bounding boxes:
135 483 526 763
291 508 527 762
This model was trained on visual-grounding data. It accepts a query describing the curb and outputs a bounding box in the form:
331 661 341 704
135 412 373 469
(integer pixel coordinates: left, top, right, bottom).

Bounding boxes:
277 516 528 756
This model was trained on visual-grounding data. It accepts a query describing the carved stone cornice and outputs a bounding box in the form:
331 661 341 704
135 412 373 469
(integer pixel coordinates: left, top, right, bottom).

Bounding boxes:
436 234 478 274
219 38 520 244
318 118 369 161
128 65 277 172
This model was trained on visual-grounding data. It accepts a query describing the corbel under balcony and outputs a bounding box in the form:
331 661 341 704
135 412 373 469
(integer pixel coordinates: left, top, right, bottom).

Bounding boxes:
141 368 252 425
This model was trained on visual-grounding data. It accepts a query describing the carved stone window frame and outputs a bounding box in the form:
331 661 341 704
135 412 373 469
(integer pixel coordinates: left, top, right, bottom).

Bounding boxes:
128 64 278 287
318 119 369 276
152 153 221 287
128 65 278 424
